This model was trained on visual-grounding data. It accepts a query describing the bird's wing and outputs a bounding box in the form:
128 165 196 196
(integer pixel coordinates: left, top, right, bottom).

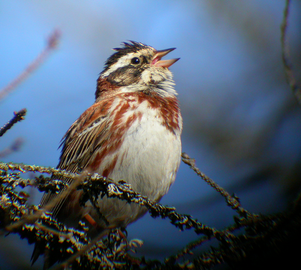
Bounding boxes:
40 98 115 216
58 101 113 173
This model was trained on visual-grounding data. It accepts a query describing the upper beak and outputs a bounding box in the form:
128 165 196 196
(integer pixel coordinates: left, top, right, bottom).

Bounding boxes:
152 48 180 68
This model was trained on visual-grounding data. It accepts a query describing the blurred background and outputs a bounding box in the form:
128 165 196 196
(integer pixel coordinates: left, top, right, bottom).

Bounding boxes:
0 0 301 269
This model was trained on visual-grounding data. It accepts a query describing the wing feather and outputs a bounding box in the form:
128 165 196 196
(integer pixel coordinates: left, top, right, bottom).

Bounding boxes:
40 99 114 218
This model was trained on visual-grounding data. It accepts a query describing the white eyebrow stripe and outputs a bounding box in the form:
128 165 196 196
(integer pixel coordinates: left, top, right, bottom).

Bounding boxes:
102 53 135 77
102 48 154 77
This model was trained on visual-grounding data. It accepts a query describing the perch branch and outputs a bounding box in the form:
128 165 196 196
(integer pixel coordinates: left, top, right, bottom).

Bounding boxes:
0 161 222 238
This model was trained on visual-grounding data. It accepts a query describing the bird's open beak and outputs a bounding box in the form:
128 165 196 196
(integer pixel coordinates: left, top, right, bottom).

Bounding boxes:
152 48 180 68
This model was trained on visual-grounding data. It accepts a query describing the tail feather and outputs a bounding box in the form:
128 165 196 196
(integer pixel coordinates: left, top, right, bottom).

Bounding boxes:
31 243 42 266
31 243 58 269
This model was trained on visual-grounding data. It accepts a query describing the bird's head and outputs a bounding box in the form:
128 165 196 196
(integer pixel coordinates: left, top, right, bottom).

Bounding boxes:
96 41 179 99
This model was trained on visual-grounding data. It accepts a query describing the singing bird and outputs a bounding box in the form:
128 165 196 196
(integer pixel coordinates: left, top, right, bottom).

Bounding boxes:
32 41 182 265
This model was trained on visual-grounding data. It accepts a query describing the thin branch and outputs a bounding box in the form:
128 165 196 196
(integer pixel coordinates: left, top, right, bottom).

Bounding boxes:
0 109 27 137
0 137 24 158
35 223 71 239
181 152 252 218
4 171 88 233
280 0 301 104
50 230 109 270
0 162 74 175
0 29 61 101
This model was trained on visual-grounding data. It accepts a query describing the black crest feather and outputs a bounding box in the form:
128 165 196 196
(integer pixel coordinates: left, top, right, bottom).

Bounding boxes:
102 41 150 72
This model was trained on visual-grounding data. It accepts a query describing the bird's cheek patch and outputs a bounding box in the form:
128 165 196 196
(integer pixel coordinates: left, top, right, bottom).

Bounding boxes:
141 69 152 84
141 68 164 85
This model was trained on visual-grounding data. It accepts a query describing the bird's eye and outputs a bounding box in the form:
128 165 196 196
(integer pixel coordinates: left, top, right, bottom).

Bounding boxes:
131 57 140 65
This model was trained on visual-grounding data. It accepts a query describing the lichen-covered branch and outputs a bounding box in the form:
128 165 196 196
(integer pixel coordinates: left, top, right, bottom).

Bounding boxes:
0 161 219 237
1 160 301 269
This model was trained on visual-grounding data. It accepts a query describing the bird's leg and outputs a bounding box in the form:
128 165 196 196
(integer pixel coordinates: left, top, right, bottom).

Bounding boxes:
117 228 127 239
83 213 101 230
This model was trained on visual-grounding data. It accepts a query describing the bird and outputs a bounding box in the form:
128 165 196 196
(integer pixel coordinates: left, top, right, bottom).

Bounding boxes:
32 41 182 265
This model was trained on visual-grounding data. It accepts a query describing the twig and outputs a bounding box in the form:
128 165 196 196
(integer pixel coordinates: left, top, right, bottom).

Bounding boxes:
0 137 24 158
280 0 301 104
0 109 27 137
181 152 251 217
35 223 71 240
4 171 87 233
0 29 61 101
50 230 109 270
169 215 256 262
0 162 74 175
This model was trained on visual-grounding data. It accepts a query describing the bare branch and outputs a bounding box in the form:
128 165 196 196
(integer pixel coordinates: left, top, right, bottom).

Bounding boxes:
281 0 301 103
181 152 252 218
0 29 61 101
0 137 24 158
0 109 27 137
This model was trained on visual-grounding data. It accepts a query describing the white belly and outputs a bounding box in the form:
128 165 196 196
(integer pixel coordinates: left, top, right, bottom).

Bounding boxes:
89 103 182 228
110 109 181 199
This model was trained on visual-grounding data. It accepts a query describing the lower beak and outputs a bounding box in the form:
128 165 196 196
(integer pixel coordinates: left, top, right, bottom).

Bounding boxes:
152 48 180 68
